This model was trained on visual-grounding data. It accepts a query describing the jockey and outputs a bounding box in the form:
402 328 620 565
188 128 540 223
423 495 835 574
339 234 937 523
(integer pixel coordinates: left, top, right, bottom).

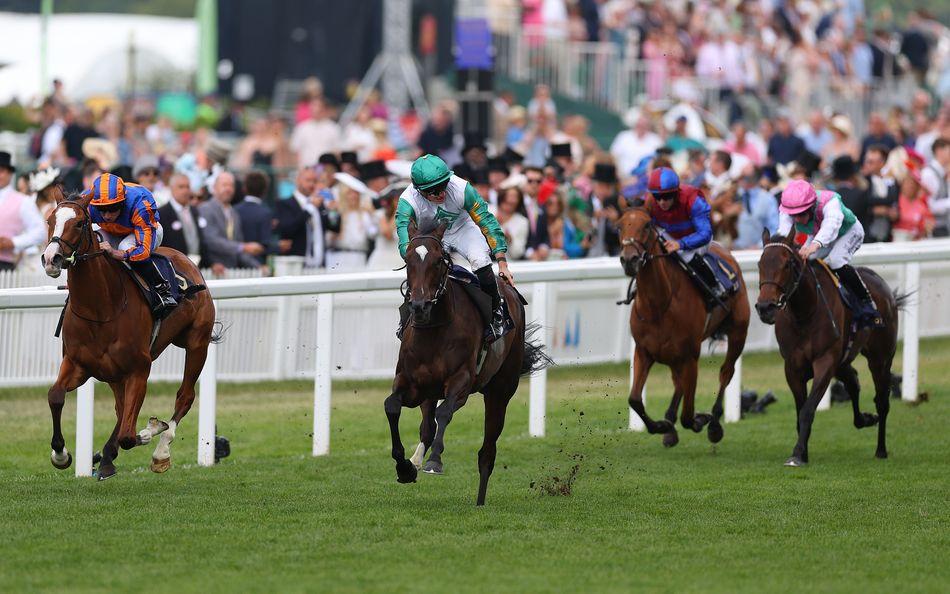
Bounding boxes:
777 179 883 328
643 167 728 305
395 154 512 340
83 172 176 313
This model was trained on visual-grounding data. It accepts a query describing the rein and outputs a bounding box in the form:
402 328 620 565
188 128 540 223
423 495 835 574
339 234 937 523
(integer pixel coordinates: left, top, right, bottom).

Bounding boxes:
759 242 839 337
619 219 676 318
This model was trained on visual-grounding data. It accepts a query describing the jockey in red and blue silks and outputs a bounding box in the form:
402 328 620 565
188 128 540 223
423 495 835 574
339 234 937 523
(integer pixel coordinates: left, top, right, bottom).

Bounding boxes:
83 172 177 312
642 167 728 304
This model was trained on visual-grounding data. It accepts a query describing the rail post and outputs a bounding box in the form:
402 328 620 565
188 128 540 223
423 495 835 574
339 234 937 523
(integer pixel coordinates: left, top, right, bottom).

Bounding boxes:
313 293 334 455
902 262 920 402
628 335 646 431
529 282 548 437
197 340 218 466
724 355 742 423
75 379 94 477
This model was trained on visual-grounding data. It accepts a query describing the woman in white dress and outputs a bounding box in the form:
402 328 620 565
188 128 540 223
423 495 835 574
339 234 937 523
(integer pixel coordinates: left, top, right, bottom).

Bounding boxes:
366 183 405 270
494 187 529 260
325 173 377 271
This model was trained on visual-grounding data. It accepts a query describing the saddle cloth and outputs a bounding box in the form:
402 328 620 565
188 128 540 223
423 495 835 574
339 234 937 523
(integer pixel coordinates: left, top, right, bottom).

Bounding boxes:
813 260 873 324
122 254 204 319
703 252 739 294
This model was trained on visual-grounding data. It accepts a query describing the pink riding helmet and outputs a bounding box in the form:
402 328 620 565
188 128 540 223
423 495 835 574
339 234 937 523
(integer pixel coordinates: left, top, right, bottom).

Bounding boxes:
779 179 818 215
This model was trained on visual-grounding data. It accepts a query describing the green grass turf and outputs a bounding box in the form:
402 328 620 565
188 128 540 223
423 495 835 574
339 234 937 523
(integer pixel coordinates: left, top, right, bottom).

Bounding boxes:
1 338 948 593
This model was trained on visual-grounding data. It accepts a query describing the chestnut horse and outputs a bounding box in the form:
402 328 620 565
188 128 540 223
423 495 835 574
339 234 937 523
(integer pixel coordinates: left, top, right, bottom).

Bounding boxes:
41 190 217 480
755 230 906 466
385 222 550 505
617 207 750 446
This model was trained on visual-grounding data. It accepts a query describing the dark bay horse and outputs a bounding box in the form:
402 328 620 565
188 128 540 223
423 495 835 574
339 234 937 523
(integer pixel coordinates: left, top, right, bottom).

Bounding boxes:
617 207 750 446
385 222 549 505
41 191 217 479
755 230 905 466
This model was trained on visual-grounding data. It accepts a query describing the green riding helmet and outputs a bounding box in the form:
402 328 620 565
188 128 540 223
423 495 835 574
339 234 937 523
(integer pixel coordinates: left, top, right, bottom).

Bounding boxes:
410 154 453 191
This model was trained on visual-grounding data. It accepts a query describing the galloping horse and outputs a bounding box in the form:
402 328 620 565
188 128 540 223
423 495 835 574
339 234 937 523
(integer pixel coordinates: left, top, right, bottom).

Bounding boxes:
755 230 905 466
42 189 217 479
385 222 549 505
617 207 750 446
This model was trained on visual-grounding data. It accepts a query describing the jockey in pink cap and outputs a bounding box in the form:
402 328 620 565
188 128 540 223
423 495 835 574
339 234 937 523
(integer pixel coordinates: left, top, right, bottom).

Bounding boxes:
777 179 882 328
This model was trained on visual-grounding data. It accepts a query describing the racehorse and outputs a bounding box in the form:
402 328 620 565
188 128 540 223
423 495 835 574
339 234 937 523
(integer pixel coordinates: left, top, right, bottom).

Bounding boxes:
385 222 550 506
755 230 906 466
617 207 750 446
41 191 218 480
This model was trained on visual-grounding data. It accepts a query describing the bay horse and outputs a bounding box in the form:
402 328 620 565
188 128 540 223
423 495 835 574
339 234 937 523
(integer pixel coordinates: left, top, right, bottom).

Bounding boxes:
617 207 750 446
41 189 217 480
755 230 905 466
385 222 550 506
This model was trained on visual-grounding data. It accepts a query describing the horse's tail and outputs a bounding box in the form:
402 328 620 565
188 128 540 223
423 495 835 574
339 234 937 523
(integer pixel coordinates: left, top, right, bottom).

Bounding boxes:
894 290 914 311
521 322 554 376
210 320 229 344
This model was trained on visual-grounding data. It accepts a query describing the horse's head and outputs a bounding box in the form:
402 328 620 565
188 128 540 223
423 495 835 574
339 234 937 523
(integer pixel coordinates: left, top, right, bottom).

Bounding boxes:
42 193 94 278
755 229 803 324
405 221 450 325
617 207 662 278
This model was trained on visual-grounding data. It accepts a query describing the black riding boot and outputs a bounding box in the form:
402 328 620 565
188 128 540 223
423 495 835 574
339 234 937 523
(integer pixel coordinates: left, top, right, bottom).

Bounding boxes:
475 265 506 340
834 264 884 329
132 259 177 315
396 297 410 340
688 254 728 305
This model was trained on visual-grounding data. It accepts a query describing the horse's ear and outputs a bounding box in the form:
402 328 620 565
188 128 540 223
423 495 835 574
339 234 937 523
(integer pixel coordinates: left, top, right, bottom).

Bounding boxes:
761 228 771 246
785 228 796 246
407 220 419 240
433 221 448 241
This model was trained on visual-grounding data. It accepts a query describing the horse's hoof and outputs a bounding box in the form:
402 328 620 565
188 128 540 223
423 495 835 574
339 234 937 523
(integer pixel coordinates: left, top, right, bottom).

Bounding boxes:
395 459 417 483
693 413 712 432
92 451 102 465
708 423 724 444
875 449 888 459
651 420 674 435
150 457 171 473
662 431 679 448
423 460 444 475
784 456 806 467
858 413 879 428
50 450 72 470
97 465 117 481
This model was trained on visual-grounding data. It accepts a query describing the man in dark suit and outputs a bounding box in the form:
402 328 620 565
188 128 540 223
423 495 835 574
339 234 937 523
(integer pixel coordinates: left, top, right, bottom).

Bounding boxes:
158 173 206 265
275 167 339 268
197 171 265 271
234 170 275 266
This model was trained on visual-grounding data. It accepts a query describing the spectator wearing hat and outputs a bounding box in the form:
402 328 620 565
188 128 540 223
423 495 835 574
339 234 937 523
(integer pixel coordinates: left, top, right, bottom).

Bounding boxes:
459 133 489 174
0 152 46 271
589 163 621 256
340 151 360 178
861 144 899 242
893 151 934 242
367 181 405 271
159 173 206 265
234 170 276 266
665 116 705 153
767 111 806 166
822 115 860 166
733 165 779 250
830 155 871 231
326 172 376 271
360 160 390 195
922 138 950 237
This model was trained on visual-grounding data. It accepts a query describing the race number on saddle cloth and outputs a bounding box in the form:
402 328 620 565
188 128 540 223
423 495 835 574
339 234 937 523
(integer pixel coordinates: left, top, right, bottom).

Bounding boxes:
777 179 883 329
642 167 731 307
83 173 177 315
395 154 510 340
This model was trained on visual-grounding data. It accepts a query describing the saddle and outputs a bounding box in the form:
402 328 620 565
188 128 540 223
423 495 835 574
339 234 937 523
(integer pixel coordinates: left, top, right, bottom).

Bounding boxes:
813 260 877 334
122 254 206 321
701 252 739 295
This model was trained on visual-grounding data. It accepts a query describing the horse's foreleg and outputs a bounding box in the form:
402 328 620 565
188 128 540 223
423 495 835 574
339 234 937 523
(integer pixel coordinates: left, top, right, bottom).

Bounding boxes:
662 390 682 448
787 354 837 466
95 382 125 480
117 370 150 450
424 370 473 475
411 399 436 470
385 384 416 484
48 358 88 470
628 347 672 435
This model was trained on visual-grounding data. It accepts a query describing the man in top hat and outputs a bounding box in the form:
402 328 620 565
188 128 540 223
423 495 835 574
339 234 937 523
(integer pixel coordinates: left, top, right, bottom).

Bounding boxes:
459 132 489 174
0 152 46 271
588 163 622 256
550 143 576 178
360 159 391 195
340 151 360 178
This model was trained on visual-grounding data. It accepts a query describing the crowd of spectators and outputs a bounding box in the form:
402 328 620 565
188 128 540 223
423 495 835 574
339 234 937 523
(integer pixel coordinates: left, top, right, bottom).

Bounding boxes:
0 4 947 276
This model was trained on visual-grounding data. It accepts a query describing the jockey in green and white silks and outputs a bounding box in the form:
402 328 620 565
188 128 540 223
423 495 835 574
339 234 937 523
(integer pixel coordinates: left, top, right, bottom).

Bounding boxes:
395 154 512 339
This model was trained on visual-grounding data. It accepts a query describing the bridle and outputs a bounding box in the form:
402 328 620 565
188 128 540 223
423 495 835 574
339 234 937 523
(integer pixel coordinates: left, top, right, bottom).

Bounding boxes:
45 200 105 269
403 234 451 307
619 215 671 271
758 242 806 310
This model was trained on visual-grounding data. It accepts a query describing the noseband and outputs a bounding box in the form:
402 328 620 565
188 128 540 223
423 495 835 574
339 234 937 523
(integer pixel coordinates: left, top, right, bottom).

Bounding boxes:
758 242 806 310
620 218 669 270
46 201 104 268
404 234 451 307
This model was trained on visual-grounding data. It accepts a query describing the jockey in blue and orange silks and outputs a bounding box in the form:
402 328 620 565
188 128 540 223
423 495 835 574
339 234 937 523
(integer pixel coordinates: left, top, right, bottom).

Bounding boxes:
641 166 729 305
82 172 177 313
